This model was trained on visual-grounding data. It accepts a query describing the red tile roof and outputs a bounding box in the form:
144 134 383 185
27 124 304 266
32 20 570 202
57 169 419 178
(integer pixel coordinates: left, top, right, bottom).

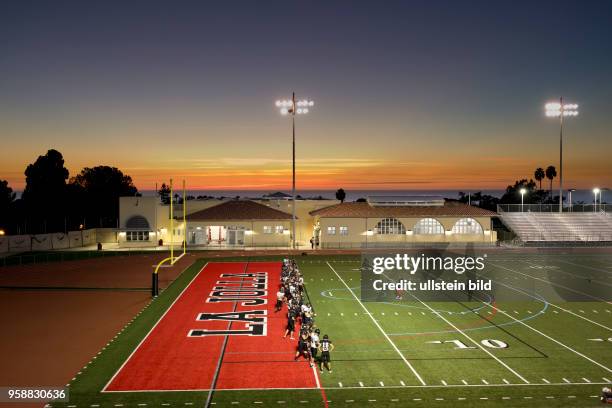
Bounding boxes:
186 200 294 221
309 201 497 218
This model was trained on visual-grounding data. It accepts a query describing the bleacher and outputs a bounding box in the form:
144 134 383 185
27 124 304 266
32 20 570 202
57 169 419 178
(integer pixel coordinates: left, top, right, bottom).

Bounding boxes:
499 211 612 243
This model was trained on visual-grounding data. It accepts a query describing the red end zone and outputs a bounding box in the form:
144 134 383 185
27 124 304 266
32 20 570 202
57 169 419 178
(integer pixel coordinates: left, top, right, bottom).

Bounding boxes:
103 262 318 391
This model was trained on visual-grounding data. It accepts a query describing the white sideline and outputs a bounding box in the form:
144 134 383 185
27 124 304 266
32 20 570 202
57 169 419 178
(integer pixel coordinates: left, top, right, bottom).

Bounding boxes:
326 261 426 386
102 381 611 392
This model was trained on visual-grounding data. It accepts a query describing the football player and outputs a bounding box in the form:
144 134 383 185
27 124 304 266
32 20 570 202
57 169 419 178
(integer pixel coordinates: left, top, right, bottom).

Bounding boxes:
309 328 320 367
283 310 296 340
294 329 311 362
318 334 335 373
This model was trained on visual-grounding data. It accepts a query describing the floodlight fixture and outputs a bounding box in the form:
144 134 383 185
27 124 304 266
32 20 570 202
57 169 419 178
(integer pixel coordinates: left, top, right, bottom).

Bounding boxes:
544 97 579 213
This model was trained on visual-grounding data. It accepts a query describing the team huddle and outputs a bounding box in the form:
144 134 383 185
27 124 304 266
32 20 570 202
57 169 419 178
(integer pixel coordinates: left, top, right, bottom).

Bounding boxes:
276 259 335 373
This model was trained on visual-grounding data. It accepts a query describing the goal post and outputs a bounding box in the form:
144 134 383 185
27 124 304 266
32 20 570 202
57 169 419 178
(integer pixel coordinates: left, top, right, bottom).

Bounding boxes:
152 178 187 297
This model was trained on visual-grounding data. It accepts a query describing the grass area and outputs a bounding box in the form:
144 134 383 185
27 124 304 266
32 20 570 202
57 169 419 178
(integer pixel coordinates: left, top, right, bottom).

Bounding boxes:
51 252 612 407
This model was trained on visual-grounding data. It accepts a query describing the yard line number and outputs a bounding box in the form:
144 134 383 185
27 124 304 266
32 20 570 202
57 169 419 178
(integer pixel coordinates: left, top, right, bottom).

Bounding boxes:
428 339 509 350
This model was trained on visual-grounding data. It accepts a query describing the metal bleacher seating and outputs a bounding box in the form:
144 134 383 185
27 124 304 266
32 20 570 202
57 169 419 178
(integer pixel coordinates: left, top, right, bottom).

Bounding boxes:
499 209 612 243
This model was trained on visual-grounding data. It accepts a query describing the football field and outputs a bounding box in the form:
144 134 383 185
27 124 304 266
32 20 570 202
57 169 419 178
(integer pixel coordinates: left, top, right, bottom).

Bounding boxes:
52 252 612 408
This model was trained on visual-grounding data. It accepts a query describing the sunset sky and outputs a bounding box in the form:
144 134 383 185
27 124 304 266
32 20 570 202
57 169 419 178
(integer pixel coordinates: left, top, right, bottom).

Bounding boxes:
1 1 611 191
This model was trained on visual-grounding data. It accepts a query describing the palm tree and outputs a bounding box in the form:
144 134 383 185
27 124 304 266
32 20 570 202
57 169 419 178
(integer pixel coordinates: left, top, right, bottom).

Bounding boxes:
335 188 346 203
534 168 545 190
545 165 557 197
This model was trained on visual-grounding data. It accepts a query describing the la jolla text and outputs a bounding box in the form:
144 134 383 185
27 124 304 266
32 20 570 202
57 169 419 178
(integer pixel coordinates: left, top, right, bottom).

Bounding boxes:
372 279 492 292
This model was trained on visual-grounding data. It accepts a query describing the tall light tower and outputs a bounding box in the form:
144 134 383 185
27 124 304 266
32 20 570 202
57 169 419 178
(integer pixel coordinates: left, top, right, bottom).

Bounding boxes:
593 187 601 212
275 93 314 249
545 98 578 213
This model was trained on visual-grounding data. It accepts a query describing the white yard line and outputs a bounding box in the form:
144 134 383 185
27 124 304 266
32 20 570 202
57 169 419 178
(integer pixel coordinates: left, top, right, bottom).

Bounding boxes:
475 294 612 374
326 261 426 385
559 259 612 277
519 260 612 288
491 262 610 303
411 295 530 384
490 263 612 331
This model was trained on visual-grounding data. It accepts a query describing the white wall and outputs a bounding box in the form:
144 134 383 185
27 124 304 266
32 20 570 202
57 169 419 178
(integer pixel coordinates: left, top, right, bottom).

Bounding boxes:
31 234 53 250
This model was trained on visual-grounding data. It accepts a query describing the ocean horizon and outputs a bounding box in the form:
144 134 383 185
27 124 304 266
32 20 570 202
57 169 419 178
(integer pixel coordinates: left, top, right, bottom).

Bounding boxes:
137 189 605 204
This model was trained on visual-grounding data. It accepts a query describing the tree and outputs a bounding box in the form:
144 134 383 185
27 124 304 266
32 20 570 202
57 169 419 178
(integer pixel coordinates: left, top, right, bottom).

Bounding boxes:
499 179 547 205
158 183 171 204
22 149 70 233
545 165 557 197
534 168 545 190
335 188 346 203
71 166 138 227
0 180 16 232
458 191 500 212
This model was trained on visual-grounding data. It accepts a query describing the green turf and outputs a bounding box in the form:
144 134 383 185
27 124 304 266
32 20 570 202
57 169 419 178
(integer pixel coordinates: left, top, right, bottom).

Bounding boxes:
50 253 612 407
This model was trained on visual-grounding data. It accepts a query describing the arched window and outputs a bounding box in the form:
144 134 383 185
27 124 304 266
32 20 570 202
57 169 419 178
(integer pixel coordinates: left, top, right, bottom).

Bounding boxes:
451 218 483 234
413 218 445 234
124 215 151 242
126 215 150 230
375 218 406 235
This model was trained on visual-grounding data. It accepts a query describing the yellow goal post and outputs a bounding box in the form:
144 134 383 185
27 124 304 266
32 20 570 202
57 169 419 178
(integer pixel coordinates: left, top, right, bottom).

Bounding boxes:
152 178 187 297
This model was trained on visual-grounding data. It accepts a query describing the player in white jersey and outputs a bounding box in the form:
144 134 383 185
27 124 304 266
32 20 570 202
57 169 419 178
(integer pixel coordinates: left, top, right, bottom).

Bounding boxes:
309 328 320 367
275 288 285 312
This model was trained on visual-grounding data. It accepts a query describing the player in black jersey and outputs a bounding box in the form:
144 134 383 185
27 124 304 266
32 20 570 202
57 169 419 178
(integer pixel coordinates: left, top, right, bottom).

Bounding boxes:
294 330 311 363
318 334 335 373
283 310 296 340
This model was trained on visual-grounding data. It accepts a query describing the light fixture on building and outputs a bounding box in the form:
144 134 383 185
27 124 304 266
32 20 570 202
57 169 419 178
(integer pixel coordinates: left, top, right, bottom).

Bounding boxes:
519 188 527 212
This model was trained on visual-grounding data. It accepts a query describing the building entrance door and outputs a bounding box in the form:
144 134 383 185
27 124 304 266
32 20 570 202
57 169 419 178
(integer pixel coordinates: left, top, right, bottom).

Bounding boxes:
227 228 245 246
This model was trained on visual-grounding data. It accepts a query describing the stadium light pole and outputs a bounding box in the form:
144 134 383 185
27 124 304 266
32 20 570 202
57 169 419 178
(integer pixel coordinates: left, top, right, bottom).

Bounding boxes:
567 188 576 212
275 93 314 249
519 188 527 212
593 187 600 212
545 98 579 213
